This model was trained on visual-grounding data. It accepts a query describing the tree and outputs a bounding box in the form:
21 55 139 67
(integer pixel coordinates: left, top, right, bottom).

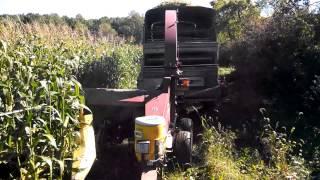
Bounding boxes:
98 22 117 37
110 11 144 43
211 0 261 43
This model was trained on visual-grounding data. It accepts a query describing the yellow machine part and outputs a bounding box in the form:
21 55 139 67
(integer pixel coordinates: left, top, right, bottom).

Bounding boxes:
72 109 96 180
135 116 166 162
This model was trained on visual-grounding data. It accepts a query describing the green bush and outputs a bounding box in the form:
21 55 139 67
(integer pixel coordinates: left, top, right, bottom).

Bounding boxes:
218 3 320 172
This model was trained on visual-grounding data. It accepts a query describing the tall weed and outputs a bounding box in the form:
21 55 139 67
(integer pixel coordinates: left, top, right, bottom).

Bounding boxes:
166 114 310 179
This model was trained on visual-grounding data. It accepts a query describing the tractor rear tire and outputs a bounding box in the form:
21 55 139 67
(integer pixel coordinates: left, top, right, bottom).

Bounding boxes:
174 130 192 165
179 118 193 132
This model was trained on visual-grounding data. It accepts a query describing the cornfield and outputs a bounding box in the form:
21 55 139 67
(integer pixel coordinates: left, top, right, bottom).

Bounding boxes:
0 21 142 179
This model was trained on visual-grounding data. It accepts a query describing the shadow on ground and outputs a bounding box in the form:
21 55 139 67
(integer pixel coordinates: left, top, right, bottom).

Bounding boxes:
86 144 141 180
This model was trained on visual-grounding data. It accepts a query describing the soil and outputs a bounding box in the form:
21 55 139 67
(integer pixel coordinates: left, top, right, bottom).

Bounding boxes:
86 144 141 180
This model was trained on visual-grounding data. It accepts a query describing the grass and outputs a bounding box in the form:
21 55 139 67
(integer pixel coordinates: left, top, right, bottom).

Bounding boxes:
165 116 310 180
166 126 256 180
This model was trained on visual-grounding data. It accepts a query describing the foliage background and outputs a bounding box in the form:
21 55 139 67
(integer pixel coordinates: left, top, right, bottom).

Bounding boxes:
214 0 320 178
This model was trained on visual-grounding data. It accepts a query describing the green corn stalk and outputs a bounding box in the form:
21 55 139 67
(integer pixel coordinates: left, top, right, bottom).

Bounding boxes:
0 21 142 179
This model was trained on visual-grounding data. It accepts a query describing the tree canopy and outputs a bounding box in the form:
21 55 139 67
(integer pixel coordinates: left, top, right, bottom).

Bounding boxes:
0 11 144 43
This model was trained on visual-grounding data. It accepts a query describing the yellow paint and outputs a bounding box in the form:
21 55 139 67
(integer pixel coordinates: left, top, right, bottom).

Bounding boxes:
72 109 96 180
135 117 166 162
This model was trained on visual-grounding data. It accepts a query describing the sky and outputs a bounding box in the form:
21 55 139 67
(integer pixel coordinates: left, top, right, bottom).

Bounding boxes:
0 0 212 19
0 0 318 19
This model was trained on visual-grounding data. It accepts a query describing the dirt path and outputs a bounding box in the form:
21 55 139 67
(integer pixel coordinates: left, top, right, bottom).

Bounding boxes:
86 145 141 180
